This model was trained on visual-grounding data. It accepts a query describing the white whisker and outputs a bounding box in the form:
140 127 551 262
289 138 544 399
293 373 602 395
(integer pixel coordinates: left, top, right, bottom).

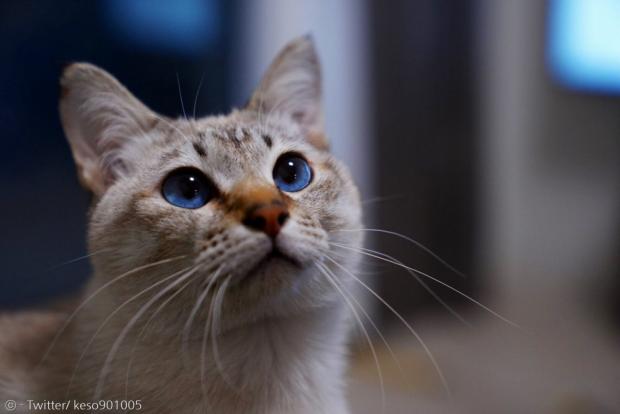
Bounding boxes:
182 268 221 364
350 246 469 325
360 194 407 206
317 261 413 393
333 228 467 279
94 266 199 399
176 72 187 120
315 262 386 413
40 255 187 368
210 276 238 392
331 242 520 329
46 248 112 272
324 254 452 398
64 264 192 398
124 271 199 399
192 71 206 119
199 275 234 406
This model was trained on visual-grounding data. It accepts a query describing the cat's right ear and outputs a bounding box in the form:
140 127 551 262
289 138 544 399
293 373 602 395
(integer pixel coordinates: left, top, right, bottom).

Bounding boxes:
246 35 327 150
59 63 158 196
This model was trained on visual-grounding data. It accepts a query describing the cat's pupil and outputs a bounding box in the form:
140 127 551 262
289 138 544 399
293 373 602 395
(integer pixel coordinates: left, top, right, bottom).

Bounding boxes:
281 161 298 184
180 176 199 199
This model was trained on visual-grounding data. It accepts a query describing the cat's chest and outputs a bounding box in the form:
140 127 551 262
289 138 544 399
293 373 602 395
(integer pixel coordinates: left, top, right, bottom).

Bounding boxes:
58 297 352 414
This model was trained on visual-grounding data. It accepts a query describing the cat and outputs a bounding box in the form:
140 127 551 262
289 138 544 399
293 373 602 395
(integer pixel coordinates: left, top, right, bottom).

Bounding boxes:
0 35 363 413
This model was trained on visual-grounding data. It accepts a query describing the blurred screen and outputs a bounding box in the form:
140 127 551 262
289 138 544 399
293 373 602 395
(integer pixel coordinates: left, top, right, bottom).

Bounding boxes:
548 0 620 94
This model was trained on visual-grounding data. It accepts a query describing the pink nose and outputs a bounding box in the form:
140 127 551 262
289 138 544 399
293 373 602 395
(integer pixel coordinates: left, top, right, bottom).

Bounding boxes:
243 204 290 238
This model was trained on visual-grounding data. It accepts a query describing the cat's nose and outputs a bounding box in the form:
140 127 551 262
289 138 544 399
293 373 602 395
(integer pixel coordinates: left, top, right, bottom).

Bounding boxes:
243 203 289 238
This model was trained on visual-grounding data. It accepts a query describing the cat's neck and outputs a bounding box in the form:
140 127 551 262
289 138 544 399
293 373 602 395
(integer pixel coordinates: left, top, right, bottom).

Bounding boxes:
197 306 351 413
58 284 352 414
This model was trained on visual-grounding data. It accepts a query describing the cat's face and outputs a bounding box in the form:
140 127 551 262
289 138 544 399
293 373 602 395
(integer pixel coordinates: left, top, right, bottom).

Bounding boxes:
59 37 362 329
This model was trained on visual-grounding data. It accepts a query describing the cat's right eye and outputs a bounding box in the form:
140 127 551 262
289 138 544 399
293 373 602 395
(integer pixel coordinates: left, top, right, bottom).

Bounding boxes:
161 167 214 209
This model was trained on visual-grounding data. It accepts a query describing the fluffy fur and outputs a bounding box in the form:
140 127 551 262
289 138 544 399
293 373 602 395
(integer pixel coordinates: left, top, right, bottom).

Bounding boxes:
0 36 362 413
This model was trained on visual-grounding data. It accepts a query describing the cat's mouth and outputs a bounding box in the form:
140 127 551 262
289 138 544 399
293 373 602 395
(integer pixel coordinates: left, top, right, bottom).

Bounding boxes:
242 246 301 280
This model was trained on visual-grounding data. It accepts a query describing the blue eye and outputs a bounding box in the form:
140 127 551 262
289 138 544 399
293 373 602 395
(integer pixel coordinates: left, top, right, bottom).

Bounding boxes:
162 168 213 209
273 153 313 192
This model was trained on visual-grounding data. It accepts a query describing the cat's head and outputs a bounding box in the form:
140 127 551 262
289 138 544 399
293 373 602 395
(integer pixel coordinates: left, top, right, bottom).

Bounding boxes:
59 36 362 329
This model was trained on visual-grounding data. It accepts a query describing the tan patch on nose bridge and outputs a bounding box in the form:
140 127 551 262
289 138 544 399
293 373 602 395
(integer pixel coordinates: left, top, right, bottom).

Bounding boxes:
223 179 287 220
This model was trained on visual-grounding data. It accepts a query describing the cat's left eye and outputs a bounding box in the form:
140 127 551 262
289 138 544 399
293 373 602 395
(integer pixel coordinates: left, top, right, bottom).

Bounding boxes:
162 167 214 209
273 153 313 192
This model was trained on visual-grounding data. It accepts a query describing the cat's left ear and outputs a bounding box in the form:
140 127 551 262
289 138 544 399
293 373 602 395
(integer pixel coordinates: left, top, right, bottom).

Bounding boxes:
246 35 327 150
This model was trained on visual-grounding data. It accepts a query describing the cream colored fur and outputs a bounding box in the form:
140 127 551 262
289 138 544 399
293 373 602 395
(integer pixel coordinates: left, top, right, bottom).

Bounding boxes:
0 36 362 414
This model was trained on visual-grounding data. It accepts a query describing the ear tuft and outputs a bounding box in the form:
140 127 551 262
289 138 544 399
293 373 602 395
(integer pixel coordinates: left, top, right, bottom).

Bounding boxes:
247 35 326 149
59 63 157 195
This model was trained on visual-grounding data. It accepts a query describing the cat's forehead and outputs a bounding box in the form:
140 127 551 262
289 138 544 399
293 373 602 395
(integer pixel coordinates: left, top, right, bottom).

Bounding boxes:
160 111 304 149
143 111 315 189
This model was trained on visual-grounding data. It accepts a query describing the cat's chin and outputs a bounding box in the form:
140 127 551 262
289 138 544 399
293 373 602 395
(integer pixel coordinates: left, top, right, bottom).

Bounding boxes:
216 245 334 327
242 248 301 281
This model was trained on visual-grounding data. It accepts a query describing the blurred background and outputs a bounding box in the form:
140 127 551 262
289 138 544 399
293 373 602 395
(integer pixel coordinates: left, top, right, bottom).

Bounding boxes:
1 0 619 412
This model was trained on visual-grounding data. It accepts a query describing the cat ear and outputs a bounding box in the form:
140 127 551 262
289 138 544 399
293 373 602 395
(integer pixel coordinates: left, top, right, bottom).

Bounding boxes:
59 63 158 196
247 35 327 149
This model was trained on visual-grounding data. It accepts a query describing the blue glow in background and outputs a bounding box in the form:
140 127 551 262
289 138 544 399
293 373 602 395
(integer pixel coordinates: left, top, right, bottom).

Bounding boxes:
102 0 219 56
548 0 620 94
